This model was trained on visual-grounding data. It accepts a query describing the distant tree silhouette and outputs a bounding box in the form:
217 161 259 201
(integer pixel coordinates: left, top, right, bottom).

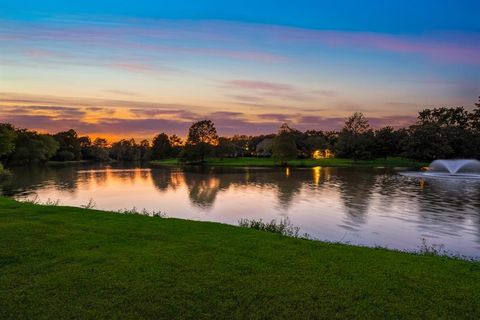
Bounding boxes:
336 113 374 160
53 129 82 161
151 133 173 160
0 124 16 157
7 130 59 165
271 123 297 165
373 126 400 159
183 120 218 162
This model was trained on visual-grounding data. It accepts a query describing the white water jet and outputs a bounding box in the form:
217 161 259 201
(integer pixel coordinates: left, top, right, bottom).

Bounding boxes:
428 159 480 175
401 159 480 180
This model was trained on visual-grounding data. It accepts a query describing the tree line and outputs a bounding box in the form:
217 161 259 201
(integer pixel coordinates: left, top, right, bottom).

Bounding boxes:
0 98 479 166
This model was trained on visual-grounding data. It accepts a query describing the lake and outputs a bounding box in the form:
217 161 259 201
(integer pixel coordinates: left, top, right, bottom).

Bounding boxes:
2 163 480 258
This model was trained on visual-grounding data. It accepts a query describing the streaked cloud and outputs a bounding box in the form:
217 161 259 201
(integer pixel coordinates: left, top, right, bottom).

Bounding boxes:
221 80 336 102
0 100 419 140
1 9 478 139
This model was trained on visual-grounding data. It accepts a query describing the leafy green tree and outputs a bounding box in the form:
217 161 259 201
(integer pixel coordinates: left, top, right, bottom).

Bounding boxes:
187 120 218 145
91 138 110 161
139 139 152 161
271 123 298 164
216 137 237 159
402 124 454 161
417 107 469 128
470 97 480 131
110 139 141 161
335 113 374 160
303 130 328 156
94 138 108 148
183 120 218 162
151 133 173 160
8 130 59 165
53 129 82 161
230 135 250 156
169 135 184 157
403 106 474 160
372 127 401 159
470 97 480 159
344 112 370 134
81 137 110 161
0 124 16 157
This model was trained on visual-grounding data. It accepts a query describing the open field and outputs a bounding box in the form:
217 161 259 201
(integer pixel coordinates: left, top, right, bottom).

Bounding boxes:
151 157 428 168
1 197 479 319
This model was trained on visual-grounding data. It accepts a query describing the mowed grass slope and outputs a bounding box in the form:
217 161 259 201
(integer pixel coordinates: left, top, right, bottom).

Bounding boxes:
151 157 427 168
1 197 479 319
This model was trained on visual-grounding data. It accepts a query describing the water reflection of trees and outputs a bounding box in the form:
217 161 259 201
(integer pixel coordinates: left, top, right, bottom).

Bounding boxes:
186 174 221 208
274 169 304 210
335 169 376 231
0 165 82 196
150 167 307 210
4 165 480 246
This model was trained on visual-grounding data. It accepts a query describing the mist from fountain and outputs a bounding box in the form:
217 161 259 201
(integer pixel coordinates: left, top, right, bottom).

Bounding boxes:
428 159 480 175
400 159 480 180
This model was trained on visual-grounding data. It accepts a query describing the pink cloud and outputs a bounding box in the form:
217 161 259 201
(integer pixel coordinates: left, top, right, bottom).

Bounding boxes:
222 80 336 102
270 28 480 65
4 18 477 66
257 113 293 122
225 80 295 92
1 20 286 64
0 102 418 139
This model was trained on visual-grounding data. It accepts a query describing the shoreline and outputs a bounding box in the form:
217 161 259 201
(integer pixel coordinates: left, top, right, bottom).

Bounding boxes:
150 157 428 168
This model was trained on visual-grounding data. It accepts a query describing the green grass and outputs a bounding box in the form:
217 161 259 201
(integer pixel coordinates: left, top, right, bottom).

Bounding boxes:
152 157 428 168
1 197 479 319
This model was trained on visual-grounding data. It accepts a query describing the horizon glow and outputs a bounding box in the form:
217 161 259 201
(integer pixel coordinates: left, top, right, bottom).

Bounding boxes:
1 1 479 140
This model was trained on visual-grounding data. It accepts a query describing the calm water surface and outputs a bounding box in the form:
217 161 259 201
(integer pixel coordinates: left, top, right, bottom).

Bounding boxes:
2 164 480 258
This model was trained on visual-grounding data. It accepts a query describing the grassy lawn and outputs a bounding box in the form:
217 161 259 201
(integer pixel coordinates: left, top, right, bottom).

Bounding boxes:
1 197 479 319
151 157 428 168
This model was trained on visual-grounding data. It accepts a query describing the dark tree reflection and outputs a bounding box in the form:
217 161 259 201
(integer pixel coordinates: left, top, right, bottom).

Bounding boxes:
336 169 376 231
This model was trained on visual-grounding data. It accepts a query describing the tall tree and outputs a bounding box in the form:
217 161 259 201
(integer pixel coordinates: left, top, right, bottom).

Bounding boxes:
0 124 16 157
402 123 454 161
151 133 173 160
7 130 59 165
335 113 374 160
183 120 218 162
403 106 473 160
110 139 141 161
187 120 218 145
53 129 82 161
271 123 298 164
139 139 152 160
216 137 237 159
470 97 480 131
303 130 328 156
373 127 399 159
169 134 184 157
344 112 370 135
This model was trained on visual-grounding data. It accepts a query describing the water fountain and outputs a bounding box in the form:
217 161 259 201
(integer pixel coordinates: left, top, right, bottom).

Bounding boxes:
401 159 480 180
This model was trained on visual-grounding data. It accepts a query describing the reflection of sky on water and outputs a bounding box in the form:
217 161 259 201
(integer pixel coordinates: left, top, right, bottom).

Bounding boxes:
2 164 480 258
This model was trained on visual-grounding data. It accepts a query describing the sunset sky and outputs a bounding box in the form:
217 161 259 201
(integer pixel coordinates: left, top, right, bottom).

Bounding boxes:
1 0 479 140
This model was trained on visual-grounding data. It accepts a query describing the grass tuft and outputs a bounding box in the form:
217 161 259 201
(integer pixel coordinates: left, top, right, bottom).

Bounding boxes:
238 217 310 238
117 207 167 218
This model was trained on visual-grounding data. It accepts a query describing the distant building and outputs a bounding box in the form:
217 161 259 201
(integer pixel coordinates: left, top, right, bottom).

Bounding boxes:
255 138 273 157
